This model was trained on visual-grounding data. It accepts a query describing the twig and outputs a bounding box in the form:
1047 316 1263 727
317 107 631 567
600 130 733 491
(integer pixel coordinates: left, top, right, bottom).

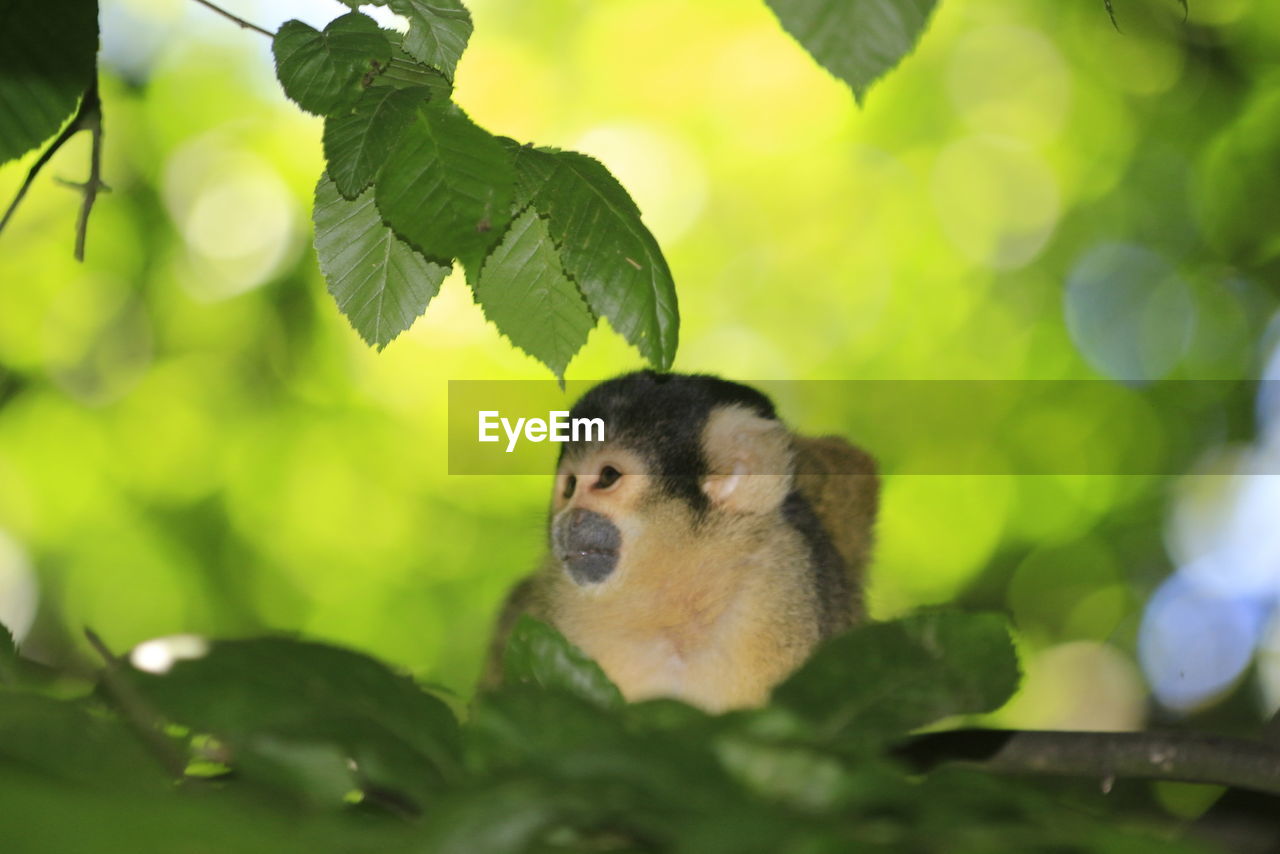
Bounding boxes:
189 0 273 38
896 729 1280 798
84 628 188 779
1104 0 1121 31
0 81 104 256
62 80 107 262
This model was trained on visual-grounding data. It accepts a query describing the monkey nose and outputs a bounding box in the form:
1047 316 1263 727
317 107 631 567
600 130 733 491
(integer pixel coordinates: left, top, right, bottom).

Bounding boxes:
553 508 621 585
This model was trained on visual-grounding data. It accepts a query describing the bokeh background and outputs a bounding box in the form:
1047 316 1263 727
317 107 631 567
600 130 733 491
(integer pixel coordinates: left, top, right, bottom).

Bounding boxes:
2 0 1279 771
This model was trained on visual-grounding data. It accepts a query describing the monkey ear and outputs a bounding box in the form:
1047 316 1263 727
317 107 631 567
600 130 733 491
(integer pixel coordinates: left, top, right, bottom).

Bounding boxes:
700 405 794 514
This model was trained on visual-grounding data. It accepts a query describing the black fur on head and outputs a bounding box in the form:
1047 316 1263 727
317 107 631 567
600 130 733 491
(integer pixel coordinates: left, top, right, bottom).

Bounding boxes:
561 371 780 514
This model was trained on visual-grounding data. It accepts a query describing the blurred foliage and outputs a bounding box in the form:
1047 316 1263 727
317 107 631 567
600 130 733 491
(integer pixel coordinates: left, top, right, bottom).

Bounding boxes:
2 0 1280 845
0 614 1216 852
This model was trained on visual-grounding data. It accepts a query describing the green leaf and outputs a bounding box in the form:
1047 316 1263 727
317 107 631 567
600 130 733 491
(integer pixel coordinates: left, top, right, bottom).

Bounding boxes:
387 0 474 80
773 612 1020 746
421 778 621 854
473 207 594 379
0 624 15 686
764 0 938 103
0 0 98 165
272 13 392 116
372 32 454 98
375 101 514 263
323 85 432 199
0 766 429 854
471 688 740 821
502 616 624 710
512 146 679 370
314 173 449 350
0 692 169 793
125 637 462 809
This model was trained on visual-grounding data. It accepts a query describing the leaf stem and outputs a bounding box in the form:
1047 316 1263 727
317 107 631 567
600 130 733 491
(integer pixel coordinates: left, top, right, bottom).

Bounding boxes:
189 0 273 38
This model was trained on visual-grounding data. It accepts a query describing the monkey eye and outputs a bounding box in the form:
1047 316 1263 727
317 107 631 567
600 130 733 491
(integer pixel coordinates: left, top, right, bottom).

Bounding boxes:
563 475 577 499
595 465 621 490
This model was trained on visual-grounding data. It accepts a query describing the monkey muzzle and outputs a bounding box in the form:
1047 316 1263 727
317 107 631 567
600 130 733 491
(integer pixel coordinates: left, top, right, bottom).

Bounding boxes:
552 508 621 585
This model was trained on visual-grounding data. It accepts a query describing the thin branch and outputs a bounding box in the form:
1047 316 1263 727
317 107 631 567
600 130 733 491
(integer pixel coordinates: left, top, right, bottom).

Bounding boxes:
0 81 102 249
189 0 273 38
55 80 107 262
896 729 1280 798
84 627 188 779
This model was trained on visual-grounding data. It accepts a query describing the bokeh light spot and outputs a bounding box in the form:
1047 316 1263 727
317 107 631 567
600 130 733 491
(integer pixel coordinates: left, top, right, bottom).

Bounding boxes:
130 633 210 674
0 530 39 643
931 136 1060 270
572 124 708 245
870 474 1012 617
946 25 1070 144
1138 572 1267 713
999 641 1146 731
1064 243 1196 382
163 141 298 299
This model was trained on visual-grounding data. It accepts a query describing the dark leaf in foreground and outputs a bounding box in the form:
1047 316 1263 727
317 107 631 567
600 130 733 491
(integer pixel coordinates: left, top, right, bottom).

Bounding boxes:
774 611 1020 746
502 616 624 710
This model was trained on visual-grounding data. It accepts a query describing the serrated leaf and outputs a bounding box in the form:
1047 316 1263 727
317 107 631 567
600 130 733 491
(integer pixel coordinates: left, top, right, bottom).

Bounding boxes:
512 146 679 370
125 637 462 808
373 32 454 98
765 0 938 103
0 0 98 165
387 0 473 80
324 86 431 199
273 13 392 116
473 207 593 379
773 612 1020 746
375 101 514 263
502 616 624 710
314 174 449 349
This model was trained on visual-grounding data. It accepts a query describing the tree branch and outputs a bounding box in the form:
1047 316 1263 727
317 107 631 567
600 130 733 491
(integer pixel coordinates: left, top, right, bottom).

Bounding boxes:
189 0 273 38
896 728 1280 798
0 80 105 259
56 80 106 262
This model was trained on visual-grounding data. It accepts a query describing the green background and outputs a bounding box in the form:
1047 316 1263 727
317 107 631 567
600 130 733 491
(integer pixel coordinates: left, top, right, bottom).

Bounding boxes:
1 0 1278 752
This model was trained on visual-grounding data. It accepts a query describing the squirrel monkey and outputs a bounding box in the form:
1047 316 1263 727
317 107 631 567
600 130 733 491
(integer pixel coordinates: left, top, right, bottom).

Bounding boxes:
487 372 879 712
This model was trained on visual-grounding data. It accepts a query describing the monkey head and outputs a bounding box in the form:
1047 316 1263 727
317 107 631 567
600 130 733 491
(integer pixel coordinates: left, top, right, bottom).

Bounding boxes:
548 371 796 589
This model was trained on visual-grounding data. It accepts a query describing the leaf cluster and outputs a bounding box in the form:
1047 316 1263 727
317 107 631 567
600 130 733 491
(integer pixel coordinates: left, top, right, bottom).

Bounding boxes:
280 1 678 376
0 612 1209 852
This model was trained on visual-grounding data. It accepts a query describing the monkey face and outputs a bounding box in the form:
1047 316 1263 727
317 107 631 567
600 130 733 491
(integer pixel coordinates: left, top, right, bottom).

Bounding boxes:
550 447 656 587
